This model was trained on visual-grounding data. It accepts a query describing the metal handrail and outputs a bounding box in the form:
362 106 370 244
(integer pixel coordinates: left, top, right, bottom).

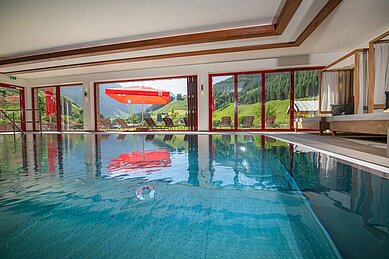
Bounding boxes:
0 109 24 135
0 108 43 135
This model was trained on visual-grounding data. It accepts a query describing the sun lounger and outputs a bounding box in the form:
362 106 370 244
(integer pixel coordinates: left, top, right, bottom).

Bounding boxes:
163 117 179 129
115 118 131 130
326 112 389 157
220 116 232 129
144 117 165 130
294 116 330 135
240 116 254 128
100 118 117 130
327 112 389 136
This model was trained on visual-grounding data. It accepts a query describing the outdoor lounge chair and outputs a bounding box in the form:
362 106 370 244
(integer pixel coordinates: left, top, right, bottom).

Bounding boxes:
115 118 131 129
240 116 254 128
163 117 179 129
43 121 57 131
220 116 232 128
100 118 114 130
183 117 188 127
144 117 165 130
69 120 83 130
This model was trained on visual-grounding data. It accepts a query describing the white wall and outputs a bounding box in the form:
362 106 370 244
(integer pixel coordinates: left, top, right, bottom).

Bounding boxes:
3 51 346 131
0 74 27 87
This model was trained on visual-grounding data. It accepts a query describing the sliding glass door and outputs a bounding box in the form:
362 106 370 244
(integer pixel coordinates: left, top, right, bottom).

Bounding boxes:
210 68 322 131
294 70 319 118
32 85 84 131
237 74 261 130
0 84 25 132
33 87 58 131
60 85 84 131
211 75 234 130
265 72 290 129
95 76 197 131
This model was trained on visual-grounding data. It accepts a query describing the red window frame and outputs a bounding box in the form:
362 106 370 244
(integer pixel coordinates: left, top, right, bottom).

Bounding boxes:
31 83 83 131
93 75 198 132
209 67 324 132
0 82 26 131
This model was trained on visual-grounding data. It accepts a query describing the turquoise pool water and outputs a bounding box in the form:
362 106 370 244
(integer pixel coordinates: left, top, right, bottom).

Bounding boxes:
0 134 388 258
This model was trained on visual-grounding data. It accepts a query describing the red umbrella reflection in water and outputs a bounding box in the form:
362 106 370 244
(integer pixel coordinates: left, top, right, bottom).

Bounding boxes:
107 151 171 175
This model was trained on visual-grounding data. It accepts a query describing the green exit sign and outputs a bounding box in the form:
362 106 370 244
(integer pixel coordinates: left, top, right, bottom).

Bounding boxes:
9 76 17 80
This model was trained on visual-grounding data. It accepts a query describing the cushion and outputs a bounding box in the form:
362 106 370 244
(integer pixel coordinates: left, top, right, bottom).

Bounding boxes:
331 104 344 116
331 103 354 116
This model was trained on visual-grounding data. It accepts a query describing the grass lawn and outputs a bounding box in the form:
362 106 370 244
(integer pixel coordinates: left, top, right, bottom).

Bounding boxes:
212 99 296 127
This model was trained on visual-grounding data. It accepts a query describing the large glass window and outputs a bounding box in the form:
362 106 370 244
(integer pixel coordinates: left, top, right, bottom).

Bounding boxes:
96 78 189 131
265 72 290 129
210 68 321 131
33 87 58 131
60 85 84 131
33 85 85 131
0 85 23 131
238 74 261 129
294 70 320 118
211 75 234 130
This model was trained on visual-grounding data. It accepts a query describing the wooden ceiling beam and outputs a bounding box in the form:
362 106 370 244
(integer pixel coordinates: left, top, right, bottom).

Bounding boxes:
275 0 302 34
0 0 305 68
295 0 342 45
3 0 343 75
0 24 278 67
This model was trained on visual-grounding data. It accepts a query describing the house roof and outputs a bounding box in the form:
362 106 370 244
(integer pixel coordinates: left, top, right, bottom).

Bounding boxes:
287 100 318 114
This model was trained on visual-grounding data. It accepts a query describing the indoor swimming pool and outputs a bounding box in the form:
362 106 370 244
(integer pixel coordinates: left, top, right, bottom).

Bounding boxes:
0 133 388 258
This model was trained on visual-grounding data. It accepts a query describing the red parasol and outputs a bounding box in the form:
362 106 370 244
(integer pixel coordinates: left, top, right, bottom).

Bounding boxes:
105 86 170 124
105 86 170 105
107 150 171 175
45 88 57 117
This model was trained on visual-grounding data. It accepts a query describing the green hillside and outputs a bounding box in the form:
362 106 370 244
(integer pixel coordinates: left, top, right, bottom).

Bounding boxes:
212 99 291 127
145 96 188 124
0 88 22 126
152 96 188 113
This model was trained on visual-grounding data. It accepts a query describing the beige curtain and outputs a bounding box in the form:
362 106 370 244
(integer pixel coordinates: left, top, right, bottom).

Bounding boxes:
374 42 389 104
321 70 353 112
338 70 353 105
321 72 339 111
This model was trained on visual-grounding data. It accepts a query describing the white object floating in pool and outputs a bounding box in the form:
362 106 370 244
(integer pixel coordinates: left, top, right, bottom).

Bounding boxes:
136 185 156 201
